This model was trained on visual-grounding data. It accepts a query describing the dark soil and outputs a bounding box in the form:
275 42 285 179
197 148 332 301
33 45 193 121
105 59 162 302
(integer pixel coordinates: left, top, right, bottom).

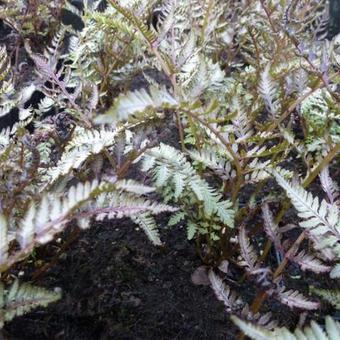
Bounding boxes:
5 221 235 340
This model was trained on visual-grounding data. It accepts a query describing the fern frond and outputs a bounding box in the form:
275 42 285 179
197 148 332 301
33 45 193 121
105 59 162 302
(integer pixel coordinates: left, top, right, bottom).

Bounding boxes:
0 178 175 272
232 315 340 340
272 170 340 258
0 127 11 151
115 179 155 195
310 287 340 309
168 211 186 226
95 85 177 123
0 280 61 328
0 45 12 97
262 203 281 249
330 263 340 279
188 149 233 180
276 288 319 310
180 56 225 99
177 30 197 68
17 180 102 251
209 270 276 327
131 213 162 246
155 1 175 45
258 64 280 118
91 189 177 221
108 0 158 45
208 270 244 313
46 127 117 183
292 250 331 273
142 143 235 228
320 167 339 205
231 95 254 142
238 224 260 273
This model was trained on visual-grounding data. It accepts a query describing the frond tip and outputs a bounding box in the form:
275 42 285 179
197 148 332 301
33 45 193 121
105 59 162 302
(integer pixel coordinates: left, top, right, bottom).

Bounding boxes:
0 280 61 328
131 213 162 246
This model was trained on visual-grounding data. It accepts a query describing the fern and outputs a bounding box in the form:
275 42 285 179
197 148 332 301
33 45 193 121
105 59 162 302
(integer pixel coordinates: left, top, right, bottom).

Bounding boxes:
311 287 340 309
95 85 178 123
232 315 340 340
142 143 235 228
209 270 276 328
320 167 339 205
0 280 61 328
276 287 319 310
272 170 340 258
238 224 260 274
0 179 176 272
45 127 118 183
131 213 162 246
108 0 158 45
262 203 282 250
330 263 340 279
258 64 280 118
188 149 233 180
292 250 331 273
0 45 12 97
208 270 245 313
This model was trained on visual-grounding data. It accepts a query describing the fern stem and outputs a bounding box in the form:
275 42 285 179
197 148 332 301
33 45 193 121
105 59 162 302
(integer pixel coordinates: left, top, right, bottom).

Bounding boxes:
302 143 340 188
247 231 306 322
175 110 186 152
180 108 243 200
116 135 165 179
103 148 116 170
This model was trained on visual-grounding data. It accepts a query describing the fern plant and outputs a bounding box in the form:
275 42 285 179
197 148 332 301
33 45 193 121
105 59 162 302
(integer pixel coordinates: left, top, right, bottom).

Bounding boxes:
82 0 340 334
0 0 180 327
1 0 340 335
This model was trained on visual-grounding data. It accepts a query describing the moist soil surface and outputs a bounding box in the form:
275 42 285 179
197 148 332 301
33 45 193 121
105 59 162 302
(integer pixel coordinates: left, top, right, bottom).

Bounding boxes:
5 221 236 340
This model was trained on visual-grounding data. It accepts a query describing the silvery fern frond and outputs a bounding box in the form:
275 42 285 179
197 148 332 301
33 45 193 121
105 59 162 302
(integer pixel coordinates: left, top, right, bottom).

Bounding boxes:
276 287 319 310
209 270 276 328
16 180 103 254
258 64 280 118
46 127 118 183
1 180 175 271
95 85 178 123
115 179 155 195
188 149 233 180
0 45 13 97
310 287 340 309
272 170 340 258
208 270 244 313
0 127 11 152
92 190 177 221
142 143 234 228
319 167 339 205
155 1 175 45
262 203 282 249
131 213 162 246
330 263 340 279
0 215 8 266
238 224 260 273
231 315 340 340
0 280 61 328
292 250 331 273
